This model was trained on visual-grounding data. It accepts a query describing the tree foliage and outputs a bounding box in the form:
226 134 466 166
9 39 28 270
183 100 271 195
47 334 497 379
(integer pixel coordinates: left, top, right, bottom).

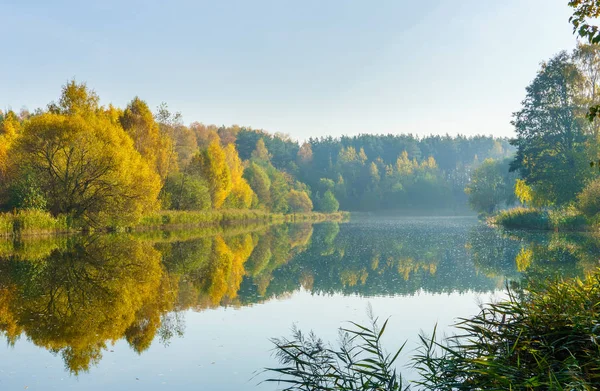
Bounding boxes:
510 51 592 205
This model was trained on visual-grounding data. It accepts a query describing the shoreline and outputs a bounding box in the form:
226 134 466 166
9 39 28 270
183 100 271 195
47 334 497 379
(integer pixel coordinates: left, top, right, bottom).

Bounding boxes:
0 210 350 238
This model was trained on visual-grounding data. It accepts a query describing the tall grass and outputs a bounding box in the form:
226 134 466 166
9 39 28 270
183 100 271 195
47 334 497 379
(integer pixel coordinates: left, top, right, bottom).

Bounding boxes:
0 213 13 236
492 207 588 231
264 309 407 391
137 210 350 229
414 274 600 389
0 210 69 236
267 272 600 390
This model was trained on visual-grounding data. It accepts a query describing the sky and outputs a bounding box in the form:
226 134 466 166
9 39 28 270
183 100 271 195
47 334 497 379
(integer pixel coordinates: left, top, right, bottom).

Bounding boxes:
1 0 580 140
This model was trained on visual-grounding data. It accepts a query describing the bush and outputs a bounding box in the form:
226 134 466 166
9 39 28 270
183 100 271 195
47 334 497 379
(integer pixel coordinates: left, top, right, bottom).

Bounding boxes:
548 207 588 231
162 173 212 211
287 190 313 213
493 207 550 230
494 207 588 231
316 190 339 213
577 178 600 218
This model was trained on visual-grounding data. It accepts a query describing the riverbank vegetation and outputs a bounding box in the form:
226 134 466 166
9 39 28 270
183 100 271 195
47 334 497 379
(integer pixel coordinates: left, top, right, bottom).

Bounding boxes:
267 270 600 390
463 43 600 232
1 82 516 233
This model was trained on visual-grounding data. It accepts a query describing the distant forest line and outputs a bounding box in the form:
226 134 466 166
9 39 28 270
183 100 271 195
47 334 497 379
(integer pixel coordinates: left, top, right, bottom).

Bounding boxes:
0 82 514 228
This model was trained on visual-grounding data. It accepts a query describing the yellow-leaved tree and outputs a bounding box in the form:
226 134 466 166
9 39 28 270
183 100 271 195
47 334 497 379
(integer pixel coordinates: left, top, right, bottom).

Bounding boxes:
192 139 232 209
120 97 176 181
14 82 161 227
0 111 21 203
223 144 255 209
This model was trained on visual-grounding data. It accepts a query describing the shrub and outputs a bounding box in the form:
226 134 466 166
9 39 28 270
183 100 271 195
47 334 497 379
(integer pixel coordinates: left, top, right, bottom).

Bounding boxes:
492 207 550 230
577 178 600 218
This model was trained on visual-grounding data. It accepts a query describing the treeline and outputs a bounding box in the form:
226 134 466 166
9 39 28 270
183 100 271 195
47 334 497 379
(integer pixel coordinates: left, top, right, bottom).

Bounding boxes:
236 129 514 211
0 81 515 229
0 82 321 229
463 44 600 220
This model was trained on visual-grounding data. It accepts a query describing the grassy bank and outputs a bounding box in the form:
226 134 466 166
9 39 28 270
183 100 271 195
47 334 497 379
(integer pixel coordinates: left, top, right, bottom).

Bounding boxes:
490 207 589 231
0 209 350 237
137 209 349 229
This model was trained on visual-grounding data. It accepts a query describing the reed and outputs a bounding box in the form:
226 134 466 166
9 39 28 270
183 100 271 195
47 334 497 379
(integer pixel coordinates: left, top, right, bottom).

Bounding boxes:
492 207 588 231
264 309 407 391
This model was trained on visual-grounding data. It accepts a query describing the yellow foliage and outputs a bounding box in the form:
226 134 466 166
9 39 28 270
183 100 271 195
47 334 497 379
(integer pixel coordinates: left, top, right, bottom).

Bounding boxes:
16 110 161 227
515 179 533 206
224 144 255 208
120 97 176 180
516 247 533 272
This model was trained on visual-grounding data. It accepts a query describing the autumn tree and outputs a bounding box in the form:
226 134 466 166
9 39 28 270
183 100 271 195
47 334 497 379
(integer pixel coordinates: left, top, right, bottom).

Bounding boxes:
14 82 161 227
223 144 255 209
287 189 313 213
191 139 232 209
120 97 174 180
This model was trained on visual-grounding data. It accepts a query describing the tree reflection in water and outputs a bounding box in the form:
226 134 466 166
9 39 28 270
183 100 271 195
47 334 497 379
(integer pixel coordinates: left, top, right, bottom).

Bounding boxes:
0 219 592 373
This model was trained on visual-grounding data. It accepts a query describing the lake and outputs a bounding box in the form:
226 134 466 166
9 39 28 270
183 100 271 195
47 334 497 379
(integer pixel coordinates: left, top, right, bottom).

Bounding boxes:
0 216 593 390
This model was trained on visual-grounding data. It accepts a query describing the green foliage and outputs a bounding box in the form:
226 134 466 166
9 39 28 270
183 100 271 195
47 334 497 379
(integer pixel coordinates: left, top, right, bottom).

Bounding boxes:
8 172 47 211
287 190 313 213
316 190 340 213
494 207 588 231
243 162 271 208
549 207 588 231
265 311 407 391
267 166 290 213
577 178 600 218
493 208 551 230
465 158 517 215
414 273 600 390
162 173 211 211
509 51 591 205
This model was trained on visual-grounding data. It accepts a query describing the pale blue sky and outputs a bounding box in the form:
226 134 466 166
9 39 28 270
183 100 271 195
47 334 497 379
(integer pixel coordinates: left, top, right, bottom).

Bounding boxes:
1 0 578 140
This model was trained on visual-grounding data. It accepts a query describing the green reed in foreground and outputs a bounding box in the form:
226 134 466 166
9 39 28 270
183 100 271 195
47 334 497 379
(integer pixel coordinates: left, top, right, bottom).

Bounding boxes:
267 272 600 390
264 308 408 391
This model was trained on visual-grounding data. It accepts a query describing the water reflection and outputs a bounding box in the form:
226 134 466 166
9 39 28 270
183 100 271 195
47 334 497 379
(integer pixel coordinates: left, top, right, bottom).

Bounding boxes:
0 218 596 374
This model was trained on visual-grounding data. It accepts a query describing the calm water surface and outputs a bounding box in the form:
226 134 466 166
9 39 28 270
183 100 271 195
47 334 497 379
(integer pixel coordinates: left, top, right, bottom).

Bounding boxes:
0 216 594 390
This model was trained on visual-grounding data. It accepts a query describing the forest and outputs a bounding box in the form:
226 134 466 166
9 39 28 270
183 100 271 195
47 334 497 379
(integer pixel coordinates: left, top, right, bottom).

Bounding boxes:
0 82 515 231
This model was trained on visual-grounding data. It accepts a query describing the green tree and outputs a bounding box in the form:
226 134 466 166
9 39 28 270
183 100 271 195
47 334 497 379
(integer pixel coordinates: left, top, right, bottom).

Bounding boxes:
465 158 517 214
162 173 211 210
243 162 271 209
287 189 313 213
316 190 339 213
509 51 590 205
